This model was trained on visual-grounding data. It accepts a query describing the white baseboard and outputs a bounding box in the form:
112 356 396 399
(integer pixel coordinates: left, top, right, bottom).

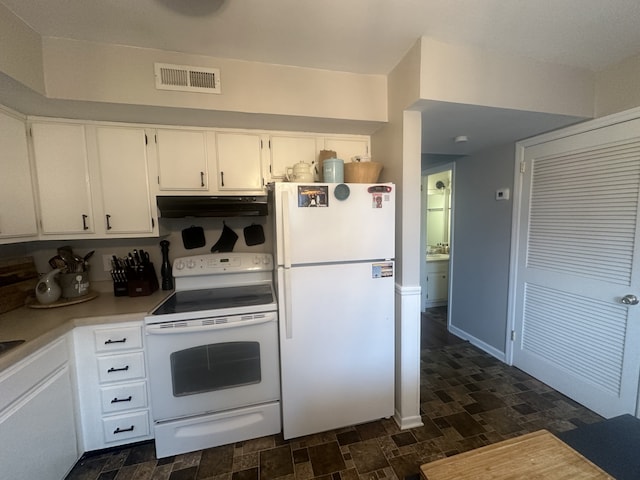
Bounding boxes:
424 300 447 308
448 324 506 363
393 409 423 430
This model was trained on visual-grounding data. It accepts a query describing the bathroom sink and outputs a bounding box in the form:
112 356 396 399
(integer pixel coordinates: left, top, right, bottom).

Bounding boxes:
427 253 450 261
0 340 25 355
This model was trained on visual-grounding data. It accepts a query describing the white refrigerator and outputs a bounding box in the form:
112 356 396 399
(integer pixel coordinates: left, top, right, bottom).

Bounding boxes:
273 182 395 439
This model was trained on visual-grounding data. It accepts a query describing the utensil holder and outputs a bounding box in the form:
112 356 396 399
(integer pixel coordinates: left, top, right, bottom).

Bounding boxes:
59 271 90 299
110 263 159 297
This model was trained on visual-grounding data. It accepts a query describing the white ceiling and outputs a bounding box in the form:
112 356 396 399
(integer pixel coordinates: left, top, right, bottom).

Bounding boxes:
2 0 640 155
4 0 640 75
415 100 586 156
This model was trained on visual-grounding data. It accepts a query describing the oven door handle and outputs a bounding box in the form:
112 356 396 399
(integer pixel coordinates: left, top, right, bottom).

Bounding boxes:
145 315 276 334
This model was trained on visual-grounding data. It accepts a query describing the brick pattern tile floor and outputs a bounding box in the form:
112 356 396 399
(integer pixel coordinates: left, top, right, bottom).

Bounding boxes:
65 307 602 480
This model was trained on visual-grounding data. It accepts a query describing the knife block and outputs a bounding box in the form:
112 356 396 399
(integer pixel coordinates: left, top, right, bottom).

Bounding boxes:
113 279 128 297
126 263 159 297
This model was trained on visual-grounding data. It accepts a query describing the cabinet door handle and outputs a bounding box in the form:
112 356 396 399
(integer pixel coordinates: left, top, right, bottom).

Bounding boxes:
107 365 129 373
105 338 126 345
106 214 112 230
200 171 205 187
82 214 89 230
113 425 134 434
111 396 133 404
220 171 225 187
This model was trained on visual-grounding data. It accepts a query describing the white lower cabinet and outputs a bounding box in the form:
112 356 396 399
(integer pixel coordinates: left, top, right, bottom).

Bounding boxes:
426 260 449 307
102 410 150 444
74 319 153 451
100 381 148 413
0 337 79 480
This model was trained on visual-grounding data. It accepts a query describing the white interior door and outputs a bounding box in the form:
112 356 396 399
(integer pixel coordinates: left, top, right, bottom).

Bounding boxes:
512 118 640 418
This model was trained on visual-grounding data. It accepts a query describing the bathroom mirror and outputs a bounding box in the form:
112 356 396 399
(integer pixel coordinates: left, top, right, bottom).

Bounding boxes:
425 170 451 253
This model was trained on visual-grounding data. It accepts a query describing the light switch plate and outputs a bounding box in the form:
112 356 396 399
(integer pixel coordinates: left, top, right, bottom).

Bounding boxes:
103 254 115 271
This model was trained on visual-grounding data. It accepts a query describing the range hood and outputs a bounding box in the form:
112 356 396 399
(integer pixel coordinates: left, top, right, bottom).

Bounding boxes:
157 195 268 218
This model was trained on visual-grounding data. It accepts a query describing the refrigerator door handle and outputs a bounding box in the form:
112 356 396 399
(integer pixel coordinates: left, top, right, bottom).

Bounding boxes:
282 190 292 269
278 267 293 339
284 268 293 338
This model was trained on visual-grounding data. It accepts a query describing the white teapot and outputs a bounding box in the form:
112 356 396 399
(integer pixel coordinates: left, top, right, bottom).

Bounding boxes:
35 268 62 304
286 161 314 183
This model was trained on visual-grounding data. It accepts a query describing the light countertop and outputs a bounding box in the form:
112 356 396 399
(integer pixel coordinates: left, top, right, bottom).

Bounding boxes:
427 254 450 262
0 282 171 371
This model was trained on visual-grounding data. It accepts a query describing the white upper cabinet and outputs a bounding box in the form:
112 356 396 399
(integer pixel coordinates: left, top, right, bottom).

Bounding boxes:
212 131 264 191
269 134 318 180
95 126 155 235
323 136 370 162
30 120 158 239
0 108 38 241
31 121 95 235
156 129 208 191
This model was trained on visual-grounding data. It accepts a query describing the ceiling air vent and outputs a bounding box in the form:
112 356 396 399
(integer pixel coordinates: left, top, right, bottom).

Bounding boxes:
154 63 221 94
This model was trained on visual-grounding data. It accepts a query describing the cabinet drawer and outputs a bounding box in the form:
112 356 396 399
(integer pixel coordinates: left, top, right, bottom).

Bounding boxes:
102 410 150 444
97 352 145 383
94 325 142 353
100 381 148 414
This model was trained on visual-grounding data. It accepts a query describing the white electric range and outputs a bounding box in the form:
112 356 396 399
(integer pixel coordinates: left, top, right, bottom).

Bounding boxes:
144 252 280 458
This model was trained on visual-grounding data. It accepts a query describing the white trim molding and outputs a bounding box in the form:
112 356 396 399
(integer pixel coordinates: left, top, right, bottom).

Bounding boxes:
448 324 507 363
393 283 424 430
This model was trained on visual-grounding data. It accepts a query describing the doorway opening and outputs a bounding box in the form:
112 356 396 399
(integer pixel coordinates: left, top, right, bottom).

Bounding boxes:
420 165 454 313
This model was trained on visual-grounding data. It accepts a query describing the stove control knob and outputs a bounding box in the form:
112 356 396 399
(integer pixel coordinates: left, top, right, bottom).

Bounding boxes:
253 255 261 264
262 255 270 264
175 261 185 270
187 259 196 269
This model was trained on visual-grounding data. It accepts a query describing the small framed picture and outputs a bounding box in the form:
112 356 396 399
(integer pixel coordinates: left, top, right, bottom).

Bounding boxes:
298 186 329 207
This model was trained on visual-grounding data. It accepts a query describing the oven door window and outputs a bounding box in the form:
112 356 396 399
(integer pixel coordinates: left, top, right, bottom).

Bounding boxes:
170 341 261 397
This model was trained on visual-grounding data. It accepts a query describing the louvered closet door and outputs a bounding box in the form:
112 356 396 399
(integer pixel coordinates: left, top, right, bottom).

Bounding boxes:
513 118 640 418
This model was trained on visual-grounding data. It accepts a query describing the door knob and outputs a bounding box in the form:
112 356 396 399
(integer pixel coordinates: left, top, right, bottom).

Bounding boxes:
621 294 639 305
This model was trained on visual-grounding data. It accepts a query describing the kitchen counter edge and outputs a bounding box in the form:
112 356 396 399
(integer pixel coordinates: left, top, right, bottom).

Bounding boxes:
0 286 171 372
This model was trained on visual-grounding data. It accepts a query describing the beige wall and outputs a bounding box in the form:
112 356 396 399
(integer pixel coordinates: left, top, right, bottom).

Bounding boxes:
372 40 424 430
419 37 594 117
41 38 386 123
372 39 422 283
0 4 45 94
595 53 640 117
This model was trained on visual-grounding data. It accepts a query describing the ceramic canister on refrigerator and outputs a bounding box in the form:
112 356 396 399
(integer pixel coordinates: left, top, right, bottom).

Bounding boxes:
322 158 344 183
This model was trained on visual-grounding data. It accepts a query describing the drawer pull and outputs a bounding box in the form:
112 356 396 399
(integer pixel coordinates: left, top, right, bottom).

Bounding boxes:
114 425 134 434
111 396 133 404
105 338 127 345
107 365 130 373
